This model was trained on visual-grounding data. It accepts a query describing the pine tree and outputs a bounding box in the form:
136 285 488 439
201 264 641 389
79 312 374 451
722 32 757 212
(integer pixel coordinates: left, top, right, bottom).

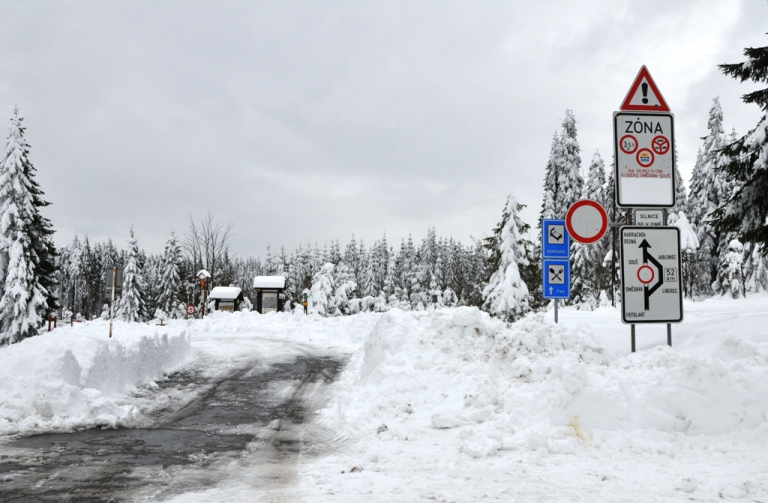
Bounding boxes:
0 109 56 344
571 151 608 308
689 98 731 295
309 263 334 316
482 195 530 322
713 239 744 298
116 228 146 322
332 261 356 315
157 231 183 317
557 109 583 215
712 42 768 251
604 163 625 305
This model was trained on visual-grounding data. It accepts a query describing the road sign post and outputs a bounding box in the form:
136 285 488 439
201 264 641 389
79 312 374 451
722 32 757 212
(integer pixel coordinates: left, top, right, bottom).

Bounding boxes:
614 66 682 352
620 226 683 324
542 220 570 323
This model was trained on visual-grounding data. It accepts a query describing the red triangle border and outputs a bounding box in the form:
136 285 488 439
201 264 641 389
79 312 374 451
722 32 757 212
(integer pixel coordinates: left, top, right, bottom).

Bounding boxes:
620 66 670 112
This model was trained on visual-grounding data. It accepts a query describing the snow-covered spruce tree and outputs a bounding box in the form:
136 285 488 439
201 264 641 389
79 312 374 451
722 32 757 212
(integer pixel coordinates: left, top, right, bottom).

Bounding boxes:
309 263 335 316
671 147 688 216
116 228 146 322
603 161 626 305
157 231 183 317
570 151 608 308
0 110 57 344
557 109 584 215
539 132 562 222
713 239 744 298
482 195 530 322
711 43 768 253
0 218 48 344
688 98 731 296
743 243 768 293
672 212 700 298
332 261 356 315
485 195 538 309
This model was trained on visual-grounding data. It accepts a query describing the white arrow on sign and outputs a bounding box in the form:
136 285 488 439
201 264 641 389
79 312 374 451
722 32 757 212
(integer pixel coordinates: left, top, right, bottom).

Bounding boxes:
565 199 609 244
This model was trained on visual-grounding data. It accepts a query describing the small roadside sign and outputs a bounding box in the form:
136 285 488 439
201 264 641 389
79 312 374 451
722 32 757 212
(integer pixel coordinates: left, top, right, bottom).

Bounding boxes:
620 66 670 112
543 259 570 299
542 219 569 259
634 209 664 227
565 200 608 244
620 226 683 324
186 304 196 315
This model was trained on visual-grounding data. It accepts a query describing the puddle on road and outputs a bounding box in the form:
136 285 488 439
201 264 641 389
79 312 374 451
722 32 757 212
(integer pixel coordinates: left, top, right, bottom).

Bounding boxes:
0 355 344 502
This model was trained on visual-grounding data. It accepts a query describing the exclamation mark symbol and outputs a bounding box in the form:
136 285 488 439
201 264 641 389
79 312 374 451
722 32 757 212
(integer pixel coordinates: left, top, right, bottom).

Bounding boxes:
641 82 649 104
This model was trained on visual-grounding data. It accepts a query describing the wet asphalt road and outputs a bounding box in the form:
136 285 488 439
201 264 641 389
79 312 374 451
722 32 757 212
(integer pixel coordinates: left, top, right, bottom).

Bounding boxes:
0 355 344 502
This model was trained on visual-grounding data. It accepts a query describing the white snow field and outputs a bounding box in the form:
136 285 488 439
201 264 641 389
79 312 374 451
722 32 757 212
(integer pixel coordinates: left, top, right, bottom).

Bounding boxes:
2 296 768 501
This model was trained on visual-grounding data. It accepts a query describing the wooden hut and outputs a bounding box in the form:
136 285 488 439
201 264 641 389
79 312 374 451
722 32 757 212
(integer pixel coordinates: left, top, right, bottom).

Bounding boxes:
208 286 245 312
252 276 287 313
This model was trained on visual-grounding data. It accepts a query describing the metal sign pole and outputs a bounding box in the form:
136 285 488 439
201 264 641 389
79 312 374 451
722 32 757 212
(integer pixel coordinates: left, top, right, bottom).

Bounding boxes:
109 266 116 338
554 299 558 323
631 324 636 353
667 324 672 347
201 278 206 318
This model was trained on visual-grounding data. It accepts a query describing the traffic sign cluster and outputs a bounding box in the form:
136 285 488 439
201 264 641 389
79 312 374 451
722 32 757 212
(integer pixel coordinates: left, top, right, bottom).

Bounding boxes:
539 66 684 342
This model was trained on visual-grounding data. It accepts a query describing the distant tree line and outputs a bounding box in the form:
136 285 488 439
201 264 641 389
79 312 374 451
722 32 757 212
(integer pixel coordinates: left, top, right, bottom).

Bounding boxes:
3 34 768 343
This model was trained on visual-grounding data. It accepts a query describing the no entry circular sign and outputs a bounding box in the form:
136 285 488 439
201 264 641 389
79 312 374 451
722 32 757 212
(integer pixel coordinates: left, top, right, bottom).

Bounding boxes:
565 199 609 244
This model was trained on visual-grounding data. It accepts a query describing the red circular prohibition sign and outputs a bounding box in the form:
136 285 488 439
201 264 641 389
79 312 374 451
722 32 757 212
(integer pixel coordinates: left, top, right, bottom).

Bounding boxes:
565 199 609 244
637 265 655 284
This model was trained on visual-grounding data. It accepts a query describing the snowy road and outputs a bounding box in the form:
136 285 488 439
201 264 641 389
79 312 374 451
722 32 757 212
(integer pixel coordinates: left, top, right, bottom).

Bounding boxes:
0 353 344 502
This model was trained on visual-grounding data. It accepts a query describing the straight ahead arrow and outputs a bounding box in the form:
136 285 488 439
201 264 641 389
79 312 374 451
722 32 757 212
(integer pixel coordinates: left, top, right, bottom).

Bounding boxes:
639 239 664 310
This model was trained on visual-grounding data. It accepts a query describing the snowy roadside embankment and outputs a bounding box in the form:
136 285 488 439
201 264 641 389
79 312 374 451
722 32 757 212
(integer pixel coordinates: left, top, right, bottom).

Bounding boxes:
301 303 768 501
328 305 768 454
0 320 191 436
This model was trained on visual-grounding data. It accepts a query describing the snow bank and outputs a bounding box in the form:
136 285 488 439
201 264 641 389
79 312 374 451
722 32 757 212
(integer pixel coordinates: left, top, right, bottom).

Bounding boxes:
324 306 768 460
0 320 191 435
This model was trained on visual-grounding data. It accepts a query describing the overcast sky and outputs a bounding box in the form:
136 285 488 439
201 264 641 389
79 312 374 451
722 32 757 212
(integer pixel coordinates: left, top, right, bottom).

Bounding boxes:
0 1 766 258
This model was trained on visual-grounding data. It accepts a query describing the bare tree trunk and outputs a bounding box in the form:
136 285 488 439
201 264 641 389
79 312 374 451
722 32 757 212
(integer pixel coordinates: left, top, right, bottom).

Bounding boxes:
184 210 233 291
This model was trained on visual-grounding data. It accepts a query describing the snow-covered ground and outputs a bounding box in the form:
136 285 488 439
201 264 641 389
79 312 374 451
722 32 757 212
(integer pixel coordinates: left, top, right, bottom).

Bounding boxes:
2 296 768 501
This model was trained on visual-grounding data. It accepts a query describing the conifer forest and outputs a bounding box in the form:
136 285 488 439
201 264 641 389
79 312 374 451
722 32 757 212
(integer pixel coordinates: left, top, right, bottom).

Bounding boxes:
3 36 768 345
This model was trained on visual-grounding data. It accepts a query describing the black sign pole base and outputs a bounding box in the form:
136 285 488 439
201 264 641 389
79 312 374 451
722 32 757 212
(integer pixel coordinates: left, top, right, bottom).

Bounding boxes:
667 323 672 347
631 324 636 353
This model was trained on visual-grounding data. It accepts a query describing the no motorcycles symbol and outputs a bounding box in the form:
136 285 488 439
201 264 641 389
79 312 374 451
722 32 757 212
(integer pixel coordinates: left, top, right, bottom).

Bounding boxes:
619 135 638 154
652 135 670 155
636 148 655 167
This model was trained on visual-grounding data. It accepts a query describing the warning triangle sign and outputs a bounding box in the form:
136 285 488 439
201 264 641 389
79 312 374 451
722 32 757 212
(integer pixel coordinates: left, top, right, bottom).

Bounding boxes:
620 66 670 112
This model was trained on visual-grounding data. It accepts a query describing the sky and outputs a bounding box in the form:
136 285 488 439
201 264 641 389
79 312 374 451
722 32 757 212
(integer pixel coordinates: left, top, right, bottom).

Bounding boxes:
0 0 766 259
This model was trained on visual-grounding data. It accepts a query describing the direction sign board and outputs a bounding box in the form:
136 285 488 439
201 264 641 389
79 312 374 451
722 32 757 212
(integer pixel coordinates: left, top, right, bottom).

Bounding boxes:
634 208 664 227
566 200 608 244
620 66 670 112
620 226 683 324
543 259 570 299
542 219 569 259
614 111 675 208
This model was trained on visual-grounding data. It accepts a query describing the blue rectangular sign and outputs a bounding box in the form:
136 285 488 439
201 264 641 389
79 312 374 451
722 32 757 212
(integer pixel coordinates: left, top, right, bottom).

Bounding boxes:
542 259 570 299
542 219 570 259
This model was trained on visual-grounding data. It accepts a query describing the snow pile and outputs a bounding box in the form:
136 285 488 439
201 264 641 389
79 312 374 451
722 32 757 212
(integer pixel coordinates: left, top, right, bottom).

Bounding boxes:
0 320 191 435
324 306 768 461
